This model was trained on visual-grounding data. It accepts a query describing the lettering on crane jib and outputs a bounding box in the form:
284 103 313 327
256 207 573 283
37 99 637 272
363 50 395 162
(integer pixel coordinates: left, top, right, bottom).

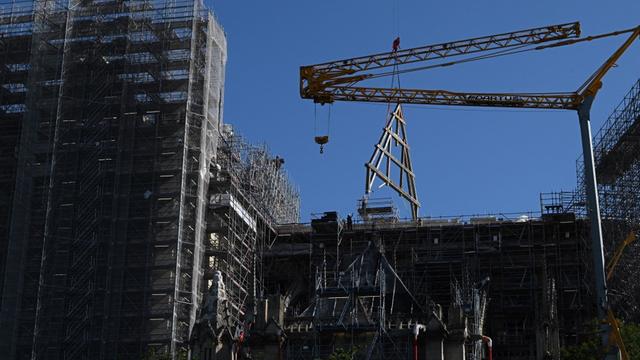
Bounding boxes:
466 95 525 103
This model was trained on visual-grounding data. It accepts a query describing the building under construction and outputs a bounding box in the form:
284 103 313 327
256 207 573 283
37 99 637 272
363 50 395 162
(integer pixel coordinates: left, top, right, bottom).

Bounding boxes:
0 0 639 358
0 1 301 357
0 0 285 358
213 79 640 360
254 77 640 359
540 79 640 322
260 208 593 360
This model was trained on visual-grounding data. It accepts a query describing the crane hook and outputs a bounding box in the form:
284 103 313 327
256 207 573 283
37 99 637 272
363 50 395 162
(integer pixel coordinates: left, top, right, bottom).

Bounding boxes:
314 135 329 154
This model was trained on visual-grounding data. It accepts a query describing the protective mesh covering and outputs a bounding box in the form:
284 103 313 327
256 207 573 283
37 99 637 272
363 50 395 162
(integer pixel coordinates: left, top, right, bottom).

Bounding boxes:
0 0 228 358
0 0 35 326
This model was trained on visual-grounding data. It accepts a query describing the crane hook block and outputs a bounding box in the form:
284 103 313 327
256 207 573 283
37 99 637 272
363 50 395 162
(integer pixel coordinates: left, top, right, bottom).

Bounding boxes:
315 135 329 154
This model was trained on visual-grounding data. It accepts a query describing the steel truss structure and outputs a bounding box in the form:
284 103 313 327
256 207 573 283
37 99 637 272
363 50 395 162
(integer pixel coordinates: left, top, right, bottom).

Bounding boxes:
365 104 419 220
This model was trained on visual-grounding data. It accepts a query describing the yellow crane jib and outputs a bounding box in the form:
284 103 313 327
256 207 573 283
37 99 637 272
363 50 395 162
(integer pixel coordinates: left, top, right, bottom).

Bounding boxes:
603 230 636 360
606 230 636 281
301 22 581 104
299 23 640 111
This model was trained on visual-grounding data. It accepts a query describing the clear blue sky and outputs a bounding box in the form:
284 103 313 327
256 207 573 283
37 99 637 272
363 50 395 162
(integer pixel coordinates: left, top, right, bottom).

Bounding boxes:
209 0 640 222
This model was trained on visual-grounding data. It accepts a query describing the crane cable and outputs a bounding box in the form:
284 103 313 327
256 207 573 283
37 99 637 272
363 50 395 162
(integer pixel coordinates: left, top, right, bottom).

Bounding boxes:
372 0 402 196
392 0 399 39
388 0 402 133
362 26 639 83
313 102 331 153
388 0 401 110
368 43 540 80
382 0 402 129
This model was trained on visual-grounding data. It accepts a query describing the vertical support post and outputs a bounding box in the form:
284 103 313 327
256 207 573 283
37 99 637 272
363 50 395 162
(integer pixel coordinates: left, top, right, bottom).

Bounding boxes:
577 96 617 359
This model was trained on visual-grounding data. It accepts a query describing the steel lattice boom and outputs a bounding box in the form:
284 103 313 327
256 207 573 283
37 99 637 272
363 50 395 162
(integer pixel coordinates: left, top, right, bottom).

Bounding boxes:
300 22 640 110
327 87 578 109
301 22 581 104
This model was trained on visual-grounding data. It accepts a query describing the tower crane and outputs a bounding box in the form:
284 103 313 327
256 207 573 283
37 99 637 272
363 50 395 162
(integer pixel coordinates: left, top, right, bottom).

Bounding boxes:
300 22 640 360
300 22 638 110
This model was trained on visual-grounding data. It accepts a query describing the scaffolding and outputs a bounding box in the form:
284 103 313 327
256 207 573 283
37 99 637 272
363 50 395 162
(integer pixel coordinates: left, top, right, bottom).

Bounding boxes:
0 0 35 316
213 126 300 225
579 79 640 321
281 212 413 360
265 213 593 359
450 276 489 360
539 79 640 322
196 126 300 358
0 0 228 358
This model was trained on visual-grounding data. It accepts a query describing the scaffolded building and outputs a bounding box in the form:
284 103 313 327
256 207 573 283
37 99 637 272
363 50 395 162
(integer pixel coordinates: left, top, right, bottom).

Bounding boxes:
263 206 594 360
543 79 640 321
0 0 636 358
0 0 32 313
0 0 232 358
191 126 300 359
585 79 640 321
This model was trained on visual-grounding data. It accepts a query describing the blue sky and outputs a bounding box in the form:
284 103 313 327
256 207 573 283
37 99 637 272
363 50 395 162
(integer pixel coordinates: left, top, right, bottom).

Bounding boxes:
209 1 640 222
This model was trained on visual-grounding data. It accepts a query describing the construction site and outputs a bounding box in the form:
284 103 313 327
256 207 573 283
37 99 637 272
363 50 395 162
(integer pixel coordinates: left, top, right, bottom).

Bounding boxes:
0 1 639 359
